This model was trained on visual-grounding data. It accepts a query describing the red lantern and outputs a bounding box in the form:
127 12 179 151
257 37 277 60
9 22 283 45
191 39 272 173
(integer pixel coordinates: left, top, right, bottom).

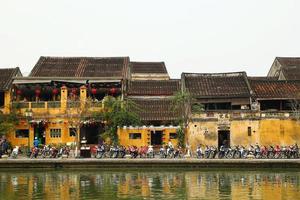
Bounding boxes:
52 88 59 95
16 90 22 95
91 88 97 95
109 87 117 94
35 88 41 97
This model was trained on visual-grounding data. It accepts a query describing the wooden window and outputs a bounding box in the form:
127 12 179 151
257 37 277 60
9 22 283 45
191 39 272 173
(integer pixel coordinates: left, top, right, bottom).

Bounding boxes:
50 129 61 138
248 127 251 136
15 129 29 138
129 133 141 139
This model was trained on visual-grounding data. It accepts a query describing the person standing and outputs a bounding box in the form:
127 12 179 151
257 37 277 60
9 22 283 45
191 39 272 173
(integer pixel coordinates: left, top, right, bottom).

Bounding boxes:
33 137 39 148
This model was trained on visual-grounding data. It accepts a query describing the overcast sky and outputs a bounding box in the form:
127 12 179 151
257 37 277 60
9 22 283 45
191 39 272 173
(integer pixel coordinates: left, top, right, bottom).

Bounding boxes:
0 0 299 78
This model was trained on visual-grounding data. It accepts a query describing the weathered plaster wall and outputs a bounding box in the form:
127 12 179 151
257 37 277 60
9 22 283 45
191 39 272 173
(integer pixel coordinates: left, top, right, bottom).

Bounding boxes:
188 118 300 150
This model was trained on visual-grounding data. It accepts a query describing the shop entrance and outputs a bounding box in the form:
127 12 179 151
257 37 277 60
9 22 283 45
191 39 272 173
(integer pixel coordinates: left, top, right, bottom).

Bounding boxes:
151 131 163 146
34 124 46 145
218 130 230 148
80 125 103 144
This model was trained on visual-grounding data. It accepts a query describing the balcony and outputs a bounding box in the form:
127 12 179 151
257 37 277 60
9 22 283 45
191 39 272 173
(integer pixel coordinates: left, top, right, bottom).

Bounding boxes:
192 110 296 121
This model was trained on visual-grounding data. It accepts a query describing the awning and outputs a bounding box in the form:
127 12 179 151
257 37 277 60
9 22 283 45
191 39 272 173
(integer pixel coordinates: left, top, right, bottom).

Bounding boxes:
13 80 52 84
89 80 121 83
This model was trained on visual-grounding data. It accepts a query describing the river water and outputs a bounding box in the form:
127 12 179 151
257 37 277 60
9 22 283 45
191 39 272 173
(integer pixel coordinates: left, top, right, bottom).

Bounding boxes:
0 169 299 200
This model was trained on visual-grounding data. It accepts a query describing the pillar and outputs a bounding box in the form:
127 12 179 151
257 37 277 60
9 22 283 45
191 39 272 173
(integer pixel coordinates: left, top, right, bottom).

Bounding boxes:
61 86 68 113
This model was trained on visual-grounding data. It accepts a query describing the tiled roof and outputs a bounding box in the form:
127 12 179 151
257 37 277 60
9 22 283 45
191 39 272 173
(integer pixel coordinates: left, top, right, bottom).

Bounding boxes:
130 62 168 74
127 80 180 96
249 79 300 99
128 98 180 121
29 56 129 78
183 72 251 98
0 68 22 90
277 57 300 80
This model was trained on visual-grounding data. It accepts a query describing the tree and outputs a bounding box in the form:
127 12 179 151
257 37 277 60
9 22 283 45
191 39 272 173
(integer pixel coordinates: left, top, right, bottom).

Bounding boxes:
94 96 141 145
171 90 203 147
0 111 18 136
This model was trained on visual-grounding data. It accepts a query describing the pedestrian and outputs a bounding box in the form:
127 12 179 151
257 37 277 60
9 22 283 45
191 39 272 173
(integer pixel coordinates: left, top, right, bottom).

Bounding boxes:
0 139 3 158
33 137 39 148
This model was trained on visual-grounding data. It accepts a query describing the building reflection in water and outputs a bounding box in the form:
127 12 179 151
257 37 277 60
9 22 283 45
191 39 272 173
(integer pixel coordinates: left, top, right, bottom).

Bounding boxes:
0 170 300 200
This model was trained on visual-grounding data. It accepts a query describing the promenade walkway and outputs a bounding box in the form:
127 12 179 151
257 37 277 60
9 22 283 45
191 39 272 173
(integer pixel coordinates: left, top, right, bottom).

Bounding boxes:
0 158 300 169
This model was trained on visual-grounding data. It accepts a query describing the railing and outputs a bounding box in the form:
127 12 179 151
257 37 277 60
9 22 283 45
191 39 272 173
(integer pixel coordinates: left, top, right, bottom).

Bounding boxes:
48 101 61 108
90 101 103 108
193 110 296 120
260 111 293 118
12 102 29 109
31 101 46 109
67 101 81 108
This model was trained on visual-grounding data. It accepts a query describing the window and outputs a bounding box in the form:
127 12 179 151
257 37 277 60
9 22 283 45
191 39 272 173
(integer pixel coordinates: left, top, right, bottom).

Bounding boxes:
15 129 29 138
248 127 252 136
50 129 61 138
129 133 141 139
69 128 77 137
169 133 177 139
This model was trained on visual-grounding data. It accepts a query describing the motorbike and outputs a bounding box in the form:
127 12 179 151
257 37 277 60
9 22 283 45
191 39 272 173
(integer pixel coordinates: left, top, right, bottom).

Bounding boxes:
11 146 19 159
147 146 154 158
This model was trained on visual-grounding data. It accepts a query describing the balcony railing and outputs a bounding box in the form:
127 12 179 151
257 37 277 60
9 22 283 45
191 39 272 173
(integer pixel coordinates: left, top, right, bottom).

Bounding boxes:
90 101 103 108
12 102 29 109
67 101 81 108
31 101 46 109
48 101 61 108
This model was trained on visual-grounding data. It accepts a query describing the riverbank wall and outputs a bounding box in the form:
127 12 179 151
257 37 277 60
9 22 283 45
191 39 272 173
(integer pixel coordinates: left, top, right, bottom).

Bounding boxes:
0 159 300 169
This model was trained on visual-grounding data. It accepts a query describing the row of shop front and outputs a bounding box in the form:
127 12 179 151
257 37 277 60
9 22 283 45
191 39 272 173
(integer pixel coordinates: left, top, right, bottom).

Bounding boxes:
8 115 300 150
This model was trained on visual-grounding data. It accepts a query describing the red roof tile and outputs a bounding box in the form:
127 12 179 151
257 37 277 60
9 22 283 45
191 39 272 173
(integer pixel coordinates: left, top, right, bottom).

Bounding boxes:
29 56 129 78
183 72 251 98
128 98 180 121
249 79 300 99
130 62 168 74
0 68 22 90
127 80 180 96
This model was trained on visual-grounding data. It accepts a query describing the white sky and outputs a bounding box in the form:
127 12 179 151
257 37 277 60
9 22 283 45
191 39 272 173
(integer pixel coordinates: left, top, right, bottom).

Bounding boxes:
0 0 299 78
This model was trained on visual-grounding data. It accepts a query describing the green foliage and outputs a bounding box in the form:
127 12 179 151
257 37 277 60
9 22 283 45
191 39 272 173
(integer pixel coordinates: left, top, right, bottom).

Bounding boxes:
0 112 18 136
97 96 141 145
171 91 204 147
176 126 185 147
171 90 204 123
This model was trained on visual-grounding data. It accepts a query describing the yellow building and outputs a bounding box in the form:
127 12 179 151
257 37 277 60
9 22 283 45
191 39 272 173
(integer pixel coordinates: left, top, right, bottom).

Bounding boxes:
183 69 300 150
4 56 300 149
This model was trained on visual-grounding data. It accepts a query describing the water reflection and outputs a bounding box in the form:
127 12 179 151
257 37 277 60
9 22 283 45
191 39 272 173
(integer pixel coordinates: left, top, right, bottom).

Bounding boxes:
0 170 299 200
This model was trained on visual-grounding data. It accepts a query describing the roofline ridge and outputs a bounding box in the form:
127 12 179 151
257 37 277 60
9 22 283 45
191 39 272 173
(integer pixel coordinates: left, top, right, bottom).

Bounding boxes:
40 56 130 59
182 71 247 76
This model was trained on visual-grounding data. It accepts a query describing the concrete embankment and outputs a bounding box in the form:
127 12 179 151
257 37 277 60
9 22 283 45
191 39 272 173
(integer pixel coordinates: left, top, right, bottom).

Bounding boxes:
0 159 300 169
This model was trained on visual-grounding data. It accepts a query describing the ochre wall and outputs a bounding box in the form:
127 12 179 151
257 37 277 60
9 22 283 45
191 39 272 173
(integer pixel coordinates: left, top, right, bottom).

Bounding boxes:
188 119 300 150
8 119 78 147
118 128 178 147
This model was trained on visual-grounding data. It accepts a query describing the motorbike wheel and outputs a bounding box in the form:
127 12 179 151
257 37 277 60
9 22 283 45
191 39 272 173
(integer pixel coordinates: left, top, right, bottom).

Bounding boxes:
233 152 240 159
268 152 274 159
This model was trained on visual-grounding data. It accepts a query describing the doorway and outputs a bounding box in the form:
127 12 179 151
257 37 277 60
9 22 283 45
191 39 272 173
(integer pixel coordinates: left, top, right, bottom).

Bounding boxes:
151 131 163 146
80 125 103 144
34 124 46 145
218 130 230 148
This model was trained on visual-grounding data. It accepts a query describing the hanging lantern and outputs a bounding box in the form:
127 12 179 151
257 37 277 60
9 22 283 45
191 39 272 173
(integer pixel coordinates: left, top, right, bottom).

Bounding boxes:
16 89 22 95
35 88 41 97
52 88 59 95
109 87 117 95
91 88 97 95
